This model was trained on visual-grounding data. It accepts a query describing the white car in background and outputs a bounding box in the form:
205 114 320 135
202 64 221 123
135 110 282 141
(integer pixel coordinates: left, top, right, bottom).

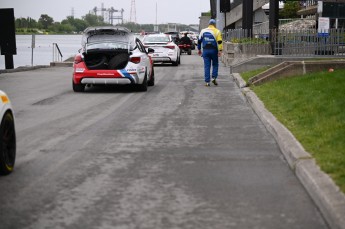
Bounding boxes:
143 34 180 66
0 90 16 175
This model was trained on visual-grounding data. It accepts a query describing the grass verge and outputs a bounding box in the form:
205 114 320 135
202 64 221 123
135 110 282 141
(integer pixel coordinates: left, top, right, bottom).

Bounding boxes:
250 69 345 193
240 66 271 83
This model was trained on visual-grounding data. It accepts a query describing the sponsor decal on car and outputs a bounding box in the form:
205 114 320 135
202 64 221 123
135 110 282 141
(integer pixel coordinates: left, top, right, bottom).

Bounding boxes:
138 66 145 73
120 69 138 83
97 73 115 76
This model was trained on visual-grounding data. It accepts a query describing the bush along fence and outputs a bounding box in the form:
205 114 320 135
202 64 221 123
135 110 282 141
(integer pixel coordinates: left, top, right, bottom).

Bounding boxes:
221 28 345 65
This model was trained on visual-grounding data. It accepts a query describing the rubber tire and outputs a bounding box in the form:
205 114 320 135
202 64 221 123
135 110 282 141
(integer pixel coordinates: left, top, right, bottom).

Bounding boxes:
172 57 178 66
137 73 148 92
73 80 85 92
0 111 16 175
85 55 107 70
188 49 192 55
148 67 155 86
108 53 129 70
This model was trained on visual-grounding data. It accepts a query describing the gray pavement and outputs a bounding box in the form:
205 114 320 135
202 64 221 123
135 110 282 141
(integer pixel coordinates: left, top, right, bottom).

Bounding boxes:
232 72 345 229
0 54 341 228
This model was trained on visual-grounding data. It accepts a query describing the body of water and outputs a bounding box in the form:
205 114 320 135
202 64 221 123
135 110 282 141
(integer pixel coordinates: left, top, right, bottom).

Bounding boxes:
0 35 82 70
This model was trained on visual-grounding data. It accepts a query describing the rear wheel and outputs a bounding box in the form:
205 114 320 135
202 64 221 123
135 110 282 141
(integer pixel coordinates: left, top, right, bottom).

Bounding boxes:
0 111 16 175
73 80 85 92
137 74 148 92
172 56 180 66
148 67 155 86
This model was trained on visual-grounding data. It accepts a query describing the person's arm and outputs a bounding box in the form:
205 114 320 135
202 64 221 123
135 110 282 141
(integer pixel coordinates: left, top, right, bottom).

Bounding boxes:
216 30 223 56
198 31 203 56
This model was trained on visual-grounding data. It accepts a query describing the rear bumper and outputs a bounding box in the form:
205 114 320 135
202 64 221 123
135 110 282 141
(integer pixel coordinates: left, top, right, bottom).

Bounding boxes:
73 65 144 85
151 57 172 63
81 78 132 85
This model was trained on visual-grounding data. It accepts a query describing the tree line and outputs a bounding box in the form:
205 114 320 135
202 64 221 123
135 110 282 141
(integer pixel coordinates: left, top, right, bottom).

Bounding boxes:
15 2 299 34
15 13 196 34
16 14 117 34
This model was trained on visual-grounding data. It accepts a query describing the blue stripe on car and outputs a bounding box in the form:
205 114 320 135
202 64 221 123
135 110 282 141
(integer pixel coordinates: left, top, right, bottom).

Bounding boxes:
120 69 136 84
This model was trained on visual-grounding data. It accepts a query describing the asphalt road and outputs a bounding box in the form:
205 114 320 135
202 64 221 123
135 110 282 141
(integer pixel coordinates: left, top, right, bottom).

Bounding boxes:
0 53 328 229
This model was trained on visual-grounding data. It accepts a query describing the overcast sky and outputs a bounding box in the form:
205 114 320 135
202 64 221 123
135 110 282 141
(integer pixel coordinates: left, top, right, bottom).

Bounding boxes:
0 0 211 25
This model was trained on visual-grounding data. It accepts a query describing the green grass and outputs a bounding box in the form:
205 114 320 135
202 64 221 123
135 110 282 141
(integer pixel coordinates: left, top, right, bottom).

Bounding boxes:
250 69 345 193
240 66 271 83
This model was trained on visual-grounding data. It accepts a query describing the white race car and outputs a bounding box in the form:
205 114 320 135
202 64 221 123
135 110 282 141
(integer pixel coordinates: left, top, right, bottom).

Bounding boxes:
143 34 180 66
0 90 16 175
73 26 155 92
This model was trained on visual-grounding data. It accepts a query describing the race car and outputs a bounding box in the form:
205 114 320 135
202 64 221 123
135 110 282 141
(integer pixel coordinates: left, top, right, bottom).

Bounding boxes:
0 90 16 175
143 33 181 66
73 26 155 92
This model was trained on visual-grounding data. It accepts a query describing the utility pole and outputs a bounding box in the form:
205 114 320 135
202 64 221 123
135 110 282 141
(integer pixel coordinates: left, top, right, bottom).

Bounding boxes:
269 0 279 54
71 7 75 19
93 3 107 22
216 0 225 31
108 7 124 25
154 2 159 32
130 0 137 23
242 0 253 37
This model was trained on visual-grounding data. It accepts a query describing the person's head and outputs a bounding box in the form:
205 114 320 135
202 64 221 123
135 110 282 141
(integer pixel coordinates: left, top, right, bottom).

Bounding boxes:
184 33 188 37
209 19 216 26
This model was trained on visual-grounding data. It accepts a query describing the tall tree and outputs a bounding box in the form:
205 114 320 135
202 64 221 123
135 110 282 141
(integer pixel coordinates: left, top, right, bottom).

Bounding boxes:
15 17 37 29
61 16 88 32
38 14 54 29
82 13 107 26
280 2 300 19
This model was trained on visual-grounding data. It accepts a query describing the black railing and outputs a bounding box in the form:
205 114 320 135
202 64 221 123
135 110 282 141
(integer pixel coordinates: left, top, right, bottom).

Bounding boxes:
52 43 63 62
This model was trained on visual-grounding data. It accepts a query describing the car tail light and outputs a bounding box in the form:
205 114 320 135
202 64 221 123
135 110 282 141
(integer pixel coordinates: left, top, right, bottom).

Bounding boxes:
179 44 190 47
130 57 141 64
165 45 175 49
74 55 83 64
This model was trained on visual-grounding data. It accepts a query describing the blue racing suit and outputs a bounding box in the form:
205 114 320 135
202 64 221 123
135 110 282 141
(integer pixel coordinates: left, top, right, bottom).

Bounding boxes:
198 25 223 83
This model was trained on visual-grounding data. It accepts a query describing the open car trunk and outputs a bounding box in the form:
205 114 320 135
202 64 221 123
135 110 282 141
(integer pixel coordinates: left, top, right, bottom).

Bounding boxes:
81 27 134 70
83 50 130 70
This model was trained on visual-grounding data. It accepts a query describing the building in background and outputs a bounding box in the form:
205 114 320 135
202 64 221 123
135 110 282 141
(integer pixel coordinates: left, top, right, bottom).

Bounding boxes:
298 0 345 28
205 0 345 31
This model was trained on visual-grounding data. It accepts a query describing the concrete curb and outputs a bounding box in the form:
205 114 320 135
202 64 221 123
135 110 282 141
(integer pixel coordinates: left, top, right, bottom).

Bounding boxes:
232 73 345 229
232 73 248 88
0 62 73 74
50 62 73 67
0 65 50 74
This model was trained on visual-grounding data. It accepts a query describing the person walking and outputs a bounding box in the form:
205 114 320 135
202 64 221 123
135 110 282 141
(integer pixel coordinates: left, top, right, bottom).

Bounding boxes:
180 33 192 45
198 19 223 87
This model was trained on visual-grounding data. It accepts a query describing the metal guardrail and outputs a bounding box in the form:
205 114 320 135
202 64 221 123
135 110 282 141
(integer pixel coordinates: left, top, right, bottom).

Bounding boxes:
52 43 63 62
